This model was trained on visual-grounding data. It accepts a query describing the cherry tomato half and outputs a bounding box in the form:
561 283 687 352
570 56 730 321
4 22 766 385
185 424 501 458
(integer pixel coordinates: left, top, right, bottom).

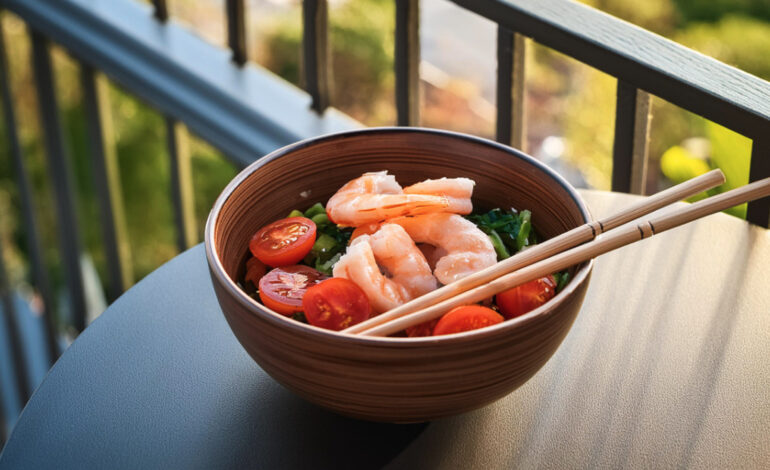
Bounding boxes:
258 265 327 315
250 217 316 267
244 257 268 287
496 275 557 320
302 278 371 331
433 305 504 336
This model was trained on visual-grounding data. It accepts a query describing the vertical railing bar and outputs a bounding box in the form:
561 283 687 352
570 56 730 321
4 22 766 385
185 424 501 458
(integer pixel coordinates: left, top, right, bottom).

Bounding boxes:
746 136 770 227
226 0 247 66
302 0 331 113
612 80 651 194
0 235 31 403
630 89 651 194
30 31 88 333
496 27 527 151
166 118 197 252
152 0 169 23
80 64 133 301
0 17 59 362
395 0 420 126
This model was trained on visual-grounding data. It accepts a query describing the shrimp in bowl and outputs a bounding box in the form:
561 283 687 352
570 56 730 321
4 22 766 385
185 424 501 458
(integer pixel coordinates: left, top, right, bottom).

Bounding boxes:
333 224 438 314
388 213 497 285
325 171 472 226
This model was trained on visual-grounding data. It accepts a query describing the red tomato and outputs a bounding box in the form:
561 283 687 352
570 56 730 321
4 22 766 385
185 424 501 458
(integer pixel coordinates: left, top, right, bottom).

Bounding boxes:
258 265 327 315
433 305 504 335
250 217 316 267
496 275 557 320
302 278 371 331
244 257 267 287
405 319 439 337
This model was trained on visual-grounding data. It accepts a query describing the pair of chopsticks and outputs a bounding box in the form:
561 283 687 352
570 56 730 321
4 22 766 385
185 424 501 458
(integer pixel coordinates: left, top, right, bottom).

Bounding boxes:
343 169 770 337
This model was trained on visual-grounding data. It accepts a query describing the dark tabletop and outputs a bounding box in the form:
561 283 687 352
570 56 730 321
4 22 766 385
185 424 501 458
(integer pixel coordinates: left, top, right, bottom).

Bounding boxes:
1 192 768 469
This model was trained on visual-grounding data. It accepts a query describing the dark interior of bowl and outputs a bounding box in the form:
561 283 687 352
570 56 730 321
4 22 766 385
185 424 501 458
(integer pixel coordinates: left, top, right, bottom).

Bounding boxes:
213 129 590 290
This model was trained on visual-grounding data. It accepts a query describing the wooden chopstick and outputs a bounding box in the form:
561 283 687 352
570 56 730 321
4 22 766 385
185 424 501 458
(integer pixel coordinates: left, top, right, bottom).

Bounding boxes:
353 176 770 337
342 169 725 335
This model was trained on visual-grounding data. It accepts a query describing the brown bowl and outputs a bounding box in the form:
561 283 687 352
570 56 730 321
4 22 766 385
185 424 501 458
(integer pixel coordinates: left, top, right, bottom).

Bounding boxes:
204 127 593 423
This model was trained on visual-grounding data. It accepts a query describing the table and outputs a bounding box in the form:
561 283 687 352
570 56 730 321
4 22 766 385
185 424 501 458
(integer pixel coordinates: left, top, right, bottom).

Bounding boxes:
1 190 768 469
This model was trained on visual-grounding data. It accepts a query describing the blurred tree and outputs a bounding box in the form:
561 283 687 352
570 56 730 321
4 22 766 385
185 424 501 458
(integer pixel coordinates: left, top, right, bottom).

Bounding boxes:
580 0 677 34
672 0 770 24
259 0 395 125
675 15 770 80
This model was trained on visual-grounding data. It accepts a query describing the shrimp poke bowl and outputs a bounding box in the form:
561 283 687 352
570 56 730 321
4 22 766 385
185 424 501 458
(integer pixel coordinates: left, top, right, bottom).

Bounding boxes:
205 127 594 423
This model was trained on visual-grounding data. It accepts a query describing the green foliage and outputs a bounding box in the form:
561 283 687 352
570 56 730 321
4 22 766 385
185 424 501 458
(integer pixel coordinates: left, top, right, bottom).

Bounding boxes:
660 146 710 183
190 139 237 239
707 122 751 217
659 145 711 201
659 121 752 217
561 67 616 190
674 15 770 80
260 0 395 124
579 0 677 34
672 0 770 24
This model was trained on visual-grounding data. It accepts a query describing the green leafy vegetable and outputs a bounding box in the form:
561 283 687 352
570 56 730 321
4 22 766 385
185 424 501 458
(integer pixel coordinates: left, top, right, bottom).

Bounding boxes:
553 271 571 293
487 229 510 260
466 207 535 259
287 209 304 218
468 207 569 292
515 210 532 251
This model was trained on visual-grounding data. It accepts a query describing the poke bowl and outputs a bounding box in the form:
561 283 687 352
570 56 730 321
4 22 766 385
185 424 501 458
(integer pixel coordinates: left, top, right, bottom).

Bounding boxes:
204 127 594 423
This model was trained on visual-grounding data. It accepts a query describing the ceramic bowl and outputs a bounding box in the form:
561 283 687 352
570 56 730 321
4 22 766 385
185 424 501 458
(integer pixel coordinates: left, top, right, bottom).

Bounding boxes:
205 127 593 423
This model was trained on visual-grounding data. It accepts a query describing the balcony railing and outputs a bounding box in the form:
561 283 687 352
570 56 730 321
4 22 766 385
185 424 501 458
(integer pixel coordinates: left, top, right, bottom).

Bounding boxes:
1 0 769 442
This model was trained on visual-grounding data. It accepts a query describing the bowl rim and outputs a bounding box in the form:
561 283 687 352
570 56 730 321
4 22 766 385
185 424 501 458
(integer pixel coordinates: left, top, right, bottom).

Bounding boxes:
204 126 595 345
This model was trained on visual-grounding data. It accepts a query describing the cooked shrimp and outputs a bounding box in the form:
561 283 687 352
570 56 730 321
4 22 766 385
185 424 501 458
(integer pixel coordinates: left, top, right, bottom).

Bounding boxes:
326 171 451 226
403 177 475 214
389 213 497 285
333 224 438 313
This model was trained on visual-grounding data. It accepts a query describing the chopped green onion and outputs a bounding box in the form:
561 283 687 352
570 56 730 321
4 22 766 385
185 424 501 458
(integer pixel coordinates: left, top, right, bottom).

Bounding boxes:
316 252 342 275
311 213 330 226
303 202 326 218
311 233 339 262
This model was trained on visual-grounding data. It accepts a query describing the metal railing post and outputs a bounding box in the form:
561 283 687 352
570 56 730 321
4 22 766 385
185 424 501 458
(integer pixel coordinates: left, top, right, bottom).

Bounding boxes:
496 27 527 151
166 119 197 252
395 0 420 126
80 65 133 301
0 15 59 361
30 30 88 332
612 80 651 195
302 0 331 113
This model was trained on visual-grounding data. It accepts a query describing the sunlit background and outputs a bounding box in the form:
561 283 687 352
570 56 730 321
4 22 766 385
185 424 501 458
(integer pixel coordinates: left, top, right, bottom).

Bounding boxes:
0 0 767 335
